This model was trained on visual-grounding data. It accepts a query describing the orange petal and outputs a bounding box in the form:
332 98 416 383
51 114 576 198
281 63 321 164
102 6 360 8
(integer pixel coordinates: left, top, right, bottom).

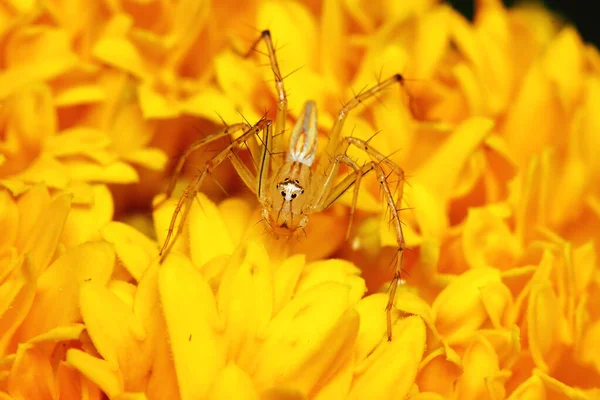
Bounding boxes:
6 344 56 399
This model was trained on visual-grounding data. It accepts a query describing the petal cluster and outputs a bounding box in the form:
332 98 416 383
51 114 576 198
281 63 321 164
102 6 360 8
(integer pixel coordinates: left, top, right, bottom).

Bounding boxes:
1 0 600 399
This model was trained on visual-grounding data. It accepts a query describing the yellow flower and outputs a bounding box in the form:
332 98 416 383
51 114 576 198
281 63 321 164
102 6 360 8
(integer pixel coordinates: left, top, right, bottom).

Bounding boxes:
1 0 600 399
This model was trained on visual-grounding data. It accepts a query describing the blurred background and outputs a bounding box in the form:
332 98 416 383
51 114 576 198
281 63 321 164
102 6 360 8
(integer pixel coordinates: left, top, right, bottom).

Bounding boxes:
450 0 599 46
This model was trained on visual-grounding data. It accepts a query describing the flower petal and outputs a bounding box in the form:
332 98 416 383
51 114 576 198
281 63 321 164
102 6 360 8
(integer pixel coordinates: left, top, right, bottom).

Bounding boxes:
217 242 273 369
158 252 226 399
254 283 359 396
80 282 151 389
6 344 56 399
18 241 114 341
432 267 502 344
349 316 426 400
66 348 124 398
209 363 260 400
101 222 156 282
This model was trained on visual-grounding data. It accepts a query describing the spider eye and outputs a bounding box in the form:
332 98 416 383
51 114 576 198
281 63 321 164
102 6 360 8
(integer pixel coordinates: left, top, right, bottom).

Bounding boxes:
291 193 297 199
301 189 304 194
294 179 299 184
281 191 285 197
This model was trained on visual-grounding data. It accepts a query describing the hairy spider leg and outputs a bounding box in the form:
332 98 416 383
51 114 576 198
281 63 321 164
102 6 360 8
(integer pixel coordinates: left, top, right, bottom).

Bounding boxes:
155 123 250 209
159 119 272 259
316 74 405 178
241 30 288 152
314 136 406 341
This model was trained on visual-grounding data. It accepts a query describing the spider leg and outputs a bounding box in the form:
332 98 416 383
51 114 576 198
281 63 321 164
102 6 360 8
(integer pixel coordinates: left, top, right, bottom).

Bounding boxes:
314 136 405 341
155 122 250 209
159 119 272 260
240 30 287 142
317 74 405 178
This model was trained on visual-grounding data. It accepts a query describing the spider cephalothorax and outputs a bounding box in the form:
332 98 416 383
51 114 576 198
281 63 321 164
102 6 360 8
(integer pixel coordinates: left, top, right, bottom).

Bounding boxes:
156 30 407 341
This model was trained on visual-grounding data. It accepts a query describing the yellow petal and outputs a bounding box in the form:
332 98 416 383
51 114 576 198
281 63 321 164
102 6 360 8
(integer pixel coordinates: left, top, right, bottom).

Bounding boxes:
542 27 585 111
11 155 70 190
209 363 260 400
349 316 426 400
80 282 151 388
508 370 590 400
188 192 235 268
14 184 51 249
415 117 494 201
137 84 180 119
453 335 507 400
0 255 36 355
296 259 366 305
0 28 78 100
101 222 157 282
0 190 18 253
416 347 462 398
432 267 502 344
62 184 114 247
5 83 56 152
66 348 124 398
44 127 114 165
158 252 226 399
21 246 100 343
27 323 85 344
21 192 71 277
477 326 521 369
93 27 151 80
123 147 168 171
253 283 359 396
54 84 106 106
462 207 520 270
6 344 56 399
138 264 181 400
217 197 254 246
527 281 569 372
272 254 305 315
217 242 273 369
64 160 139 183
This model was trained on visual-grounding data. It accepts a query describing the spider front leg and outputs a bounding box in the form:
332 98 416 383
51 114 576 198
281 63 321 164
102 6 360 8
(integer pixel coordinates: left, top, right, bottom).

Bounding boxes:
240 30 288 142
313 137 406 341
317 73 405 179
155 122 250 209
159 119 273 260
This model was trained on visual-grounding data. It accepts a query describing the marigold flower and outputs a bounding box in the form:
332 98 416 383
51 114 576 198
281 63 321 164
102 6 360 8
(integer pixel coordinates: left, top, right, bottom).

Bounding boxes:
1 0 600 399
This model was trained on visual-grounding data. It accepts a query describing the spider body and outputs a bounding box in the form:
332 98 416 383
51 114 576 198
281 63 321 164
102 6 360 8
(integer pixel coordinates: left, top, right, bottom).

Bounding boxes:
156 30 408 341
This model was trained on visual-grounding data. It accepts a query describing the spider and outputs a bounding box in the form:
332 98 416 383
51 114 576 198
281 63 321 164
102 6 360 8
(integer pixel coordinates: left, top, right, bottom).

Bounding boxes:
156 30 408 341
